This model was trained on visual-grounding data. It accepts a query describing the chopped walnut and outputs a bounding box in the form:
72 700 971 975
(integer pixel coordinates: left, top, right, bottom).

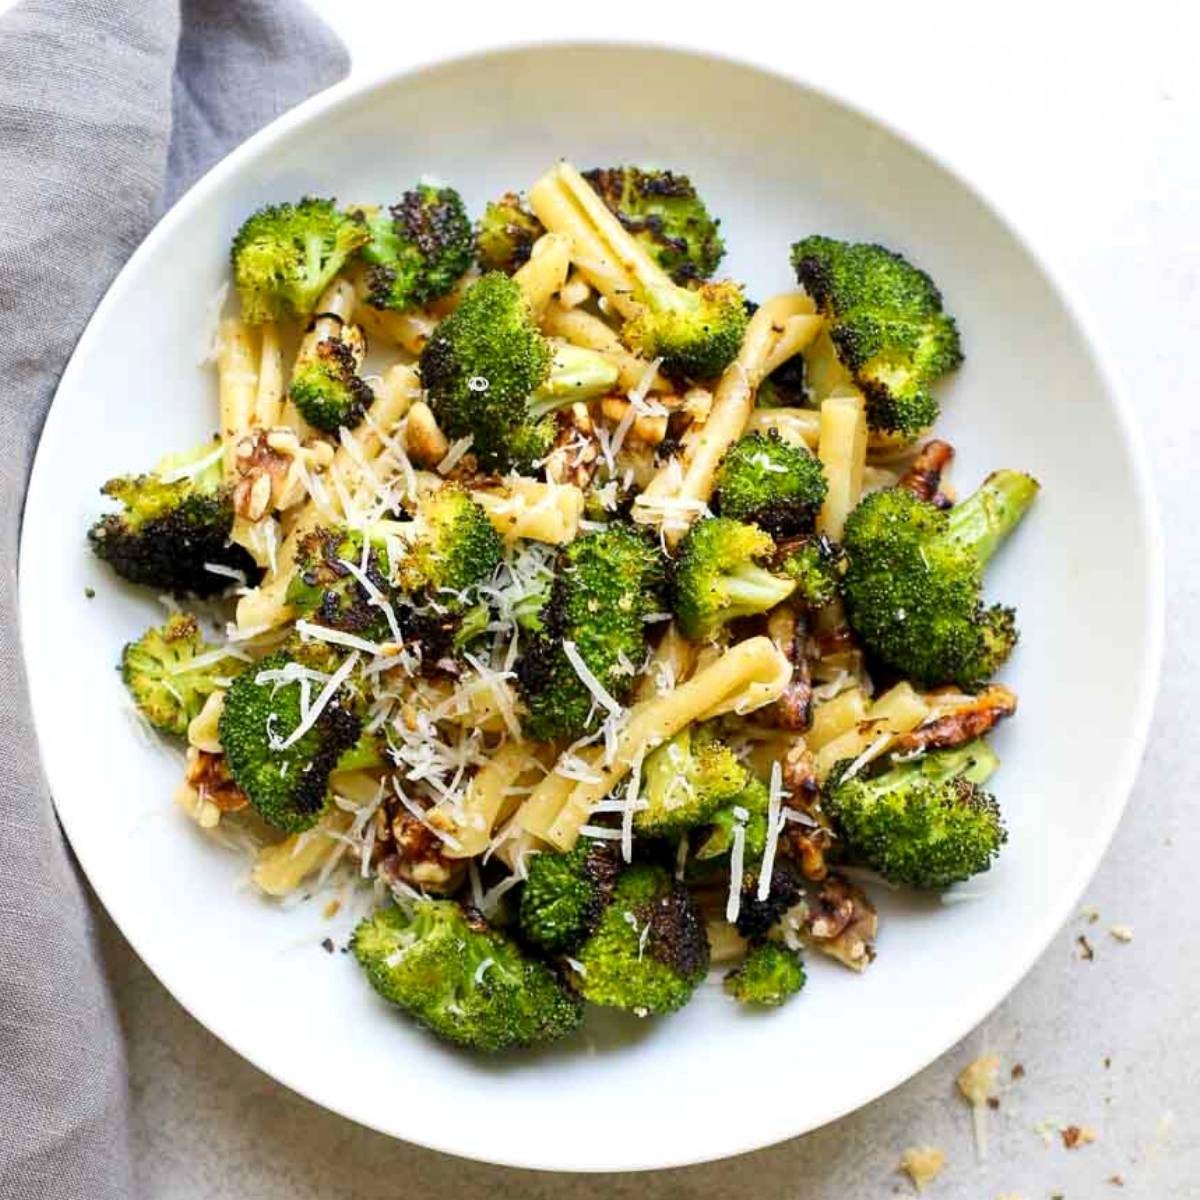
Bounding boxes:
895 685 1017 754
802 874 876 970
767 605 814 732
780 742 833 881
898 1145 946 1191
601 396 668 446
544 417 599 489
232 429 292 520
184 747 248 813
1061 1124 1097 1150
376 798 459 892
897 438 954 508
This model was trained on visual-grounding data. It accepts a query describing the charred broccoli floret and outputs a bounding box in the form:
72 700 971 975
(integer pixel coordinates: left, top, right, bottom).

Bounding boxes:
121 613 242 737
572 863 709 1016
88 439 258 596
218 650 362 833
671 517 795 641
352 901 583 1052
842 470 1039 686
756 353 807 408
516 525 664 742
724 941 806 1007
518 838 620 953
475 192 543 274
824 740 1004 889
231 197 367 324
286 525 396 640
735 858 804 941
355 185 474 311
634 723 749 838
582 165 725 284
778 535 843 609
420 272 618 471
791 235 962 440
713 431 828 536
394 484 504 600
289 324 374 433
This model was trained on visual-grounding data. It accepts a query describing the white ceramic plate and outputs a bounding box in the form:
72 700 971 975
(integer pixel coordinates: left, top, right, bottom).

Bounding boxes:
20 43 1163 1172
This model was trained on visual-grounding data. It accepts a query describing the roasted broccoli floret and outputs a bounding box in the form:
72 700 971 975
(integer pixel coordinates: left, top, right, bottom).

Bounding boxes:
634 723 749 838
756 353 807 408
518 837 620 953
791 235 962 440
218 650 362 833
88 439 258 596
289 324 374 433
824 740 1005 889
572 863 709 1016
582 166 724 284
121 613 242 737
420 272 618 471
286 525 396 640
231 197 367 324
352 901 583 1052
778 535 843 609
394 484 504 600
735 858 804 941
671 517 796 641
694 778 771 865
475 192 543 274
713 431 828 536
724 941 806 1007
355 185 474 311
530 164 747 380
516 525 664 742
842 470 1039 686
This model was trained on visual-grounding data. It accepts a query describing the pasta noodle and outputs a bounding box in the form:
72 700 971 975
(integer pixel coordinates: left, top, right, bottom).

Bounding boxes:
435 742 531 858
815 390 868 539
813 682 929 780
744 406 821 448
512 232 571 318
216 317 259 480
472 477 584 545
542 301 672 396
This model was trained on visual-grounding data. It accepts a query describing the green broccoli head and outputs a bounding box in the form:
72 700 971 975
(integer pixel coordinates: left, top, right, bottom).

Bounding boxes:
634 723 749 838
121 613 242 737
670 517 796 641
623 278 748 382
231 197 367 324
582 166 725 284
694 778 771 866
573 863 710 1016
218 650 362 833
356 185 474 311
395 484 504 601
516 525 665 742
518 838 621 954
755 353 807 408
824 740 1005 889
724 941 806 1007
88 439 258 596
475 192 544 274
352 901 583 1052
713 431 828 537
842 470 1039 687
790 235 962 439
289 327 374 433
777 535 843 609
285 525 396 641
420 272 617 472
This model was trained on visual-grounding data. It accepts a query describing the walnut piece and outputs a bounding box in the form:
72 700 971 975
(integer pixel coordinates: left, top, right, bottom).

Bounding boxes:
802 874 877 970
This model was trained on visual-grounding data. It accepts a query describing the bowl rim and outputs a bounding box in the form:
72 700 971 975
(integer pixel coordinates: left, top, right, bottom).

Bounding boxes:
20 37 1166 1172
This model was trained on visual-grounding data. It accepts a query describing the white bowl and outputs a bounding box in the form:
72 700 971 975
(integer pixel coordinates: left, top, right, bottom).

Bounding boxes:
20 43 1163 1172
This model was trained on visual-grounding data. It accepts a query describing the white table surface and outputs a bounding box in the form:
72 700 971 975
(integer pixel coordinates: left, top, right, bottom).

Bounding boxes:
96 2 1199 1196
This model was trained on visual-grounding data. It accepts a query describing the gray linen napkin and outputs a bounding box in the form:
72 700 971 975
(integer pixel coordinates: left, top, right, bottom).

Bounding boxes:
0 3 347 1196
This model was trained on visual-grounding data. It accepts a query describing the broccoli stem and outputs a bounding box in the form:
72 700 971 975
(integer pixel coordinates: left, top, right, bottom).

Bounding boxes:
943 470 1039 564
724 563 797 615
527 343 619 417
918 738 999 785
